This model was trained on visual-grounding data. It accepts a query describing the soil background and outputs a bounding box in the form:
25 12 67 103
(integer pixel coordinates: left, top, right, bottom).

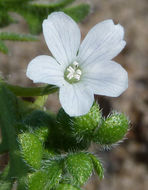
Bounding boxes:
0 0 148 190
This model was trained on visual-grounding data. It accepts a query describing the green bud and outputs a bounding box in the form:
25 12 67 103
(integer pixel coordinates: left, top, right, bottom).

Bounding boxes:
65 152 93 186
93 113 129 145
56 184 81 190
73 102 102 137
57 102 102 139
18 133 43 169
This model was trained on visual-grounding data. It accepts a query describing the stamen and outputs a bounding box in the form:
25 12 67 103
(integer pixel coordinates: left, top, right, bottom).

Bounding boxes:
64 61 82 83
73 61 79 67
67 66 75 73
67 73 73 80
76 69 82 75
74 74 81 80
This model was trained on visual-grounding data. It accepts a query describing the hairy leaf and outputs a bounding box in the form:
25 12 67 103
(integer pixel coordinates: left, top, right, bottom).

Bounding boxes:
89 154 104 179
19 133 43 169
28 160 62 190
64 152 93 186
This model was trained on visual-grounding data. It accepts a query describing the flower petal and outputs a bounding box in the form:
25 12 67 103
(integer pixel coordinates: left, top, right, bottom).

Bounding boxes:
43 12 81 68
78 20 126 66
82 61 128 97
59 82 94 116
26 55 64 87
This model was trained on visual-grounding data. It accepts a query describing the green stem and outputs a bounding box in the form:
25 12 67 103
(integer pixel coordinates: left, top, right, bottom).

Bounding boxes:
0 143 8 154
0 82 58 97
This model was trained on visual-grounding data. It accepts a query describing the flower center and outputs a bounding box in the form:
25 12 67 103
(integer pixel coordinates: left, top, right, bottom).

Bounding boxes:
64 61 82 84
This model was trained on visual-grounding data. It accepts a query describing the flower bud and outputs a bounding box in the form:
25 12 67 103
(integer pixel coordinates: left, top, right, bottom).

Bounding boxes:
72 102 102 137
57 102 102 139
93 112 129 145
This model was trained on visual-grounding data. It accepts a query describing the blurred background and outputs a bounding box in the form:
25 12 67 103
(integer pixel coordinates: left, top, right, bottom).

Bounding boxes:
0 0 148 190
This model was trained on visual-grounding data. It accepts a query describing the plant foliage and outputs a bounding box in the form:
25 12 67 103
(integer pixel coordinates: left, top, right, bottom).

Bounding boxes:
0 1 130 189
0 0 90 54
0 82 129 189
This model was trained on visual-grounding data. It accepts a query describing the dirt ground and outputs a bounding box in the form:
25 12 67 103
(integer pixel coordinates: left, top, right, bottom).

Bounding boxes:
0 0 148 190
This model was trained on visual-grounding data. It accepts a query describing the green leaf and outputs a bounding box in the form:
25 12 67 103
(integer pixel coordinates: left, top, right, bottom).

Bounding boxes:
0 84 19 153
64 152 93 186
56 184 81 190
18 12 42 34
19 133 43 169
0 40 8 54
63 3 90 22
31 0 75 9
0 32 37 41
28 160 62 190
89 154 104 179
93 112 129 145
0 81 58 97
0 85 28 178
0 8 13 27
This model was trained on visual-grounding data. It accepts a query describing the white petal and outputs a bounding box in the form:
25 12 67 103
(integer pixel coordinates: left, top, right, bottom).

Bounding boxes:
59 82 94 116
82 61 128 97
78 20 126 66
26 55 64 87
43 12 81 68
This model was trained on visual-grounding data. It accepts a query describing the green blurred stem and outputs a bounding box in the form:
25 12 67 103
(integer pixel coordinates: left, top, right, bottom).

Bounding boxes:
0 82 58 97
0 143 8 154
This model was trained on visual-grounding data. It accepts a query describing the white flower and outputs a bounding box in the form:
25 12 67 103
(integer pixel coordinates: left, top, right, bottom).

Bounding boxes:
26 12 128 117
